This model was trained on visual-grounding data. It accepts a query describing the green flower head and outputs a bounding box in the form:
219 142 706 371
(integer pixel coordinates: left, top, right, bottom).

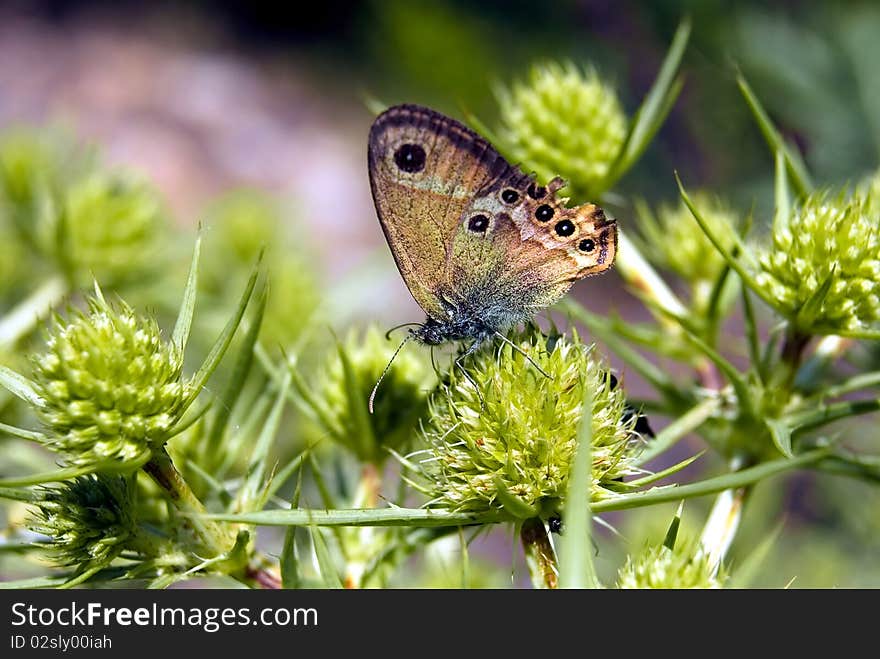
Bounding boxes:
63 172 165 285
617 541 725 589
754 189 880 333
418 328 644 517
32 289 191 467
497 61 627 199
314 326 435 465
28 474 139 573
0 128 69 251
202 190 319 348
640 192 740 286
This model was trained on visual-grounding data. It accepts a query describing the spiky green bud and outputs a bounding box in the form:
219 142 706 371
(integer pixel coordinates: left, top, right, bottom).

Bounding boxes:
28 474 141 573
202 191 319 348
418 329 643 516
497 62 627 198
617 541 725 589
641 192 740 286
63 172 164 285
0 128 68 251
32 292 191 467
313 326 434 464
0 129 164 286
754 190 880 333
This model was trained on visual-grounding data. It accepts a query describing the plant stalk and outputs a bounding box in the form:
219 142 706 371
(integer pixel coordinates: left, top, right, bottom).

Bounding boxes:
143 447 234 558
0 275 67 349
520 517 558 589
343 463 381 589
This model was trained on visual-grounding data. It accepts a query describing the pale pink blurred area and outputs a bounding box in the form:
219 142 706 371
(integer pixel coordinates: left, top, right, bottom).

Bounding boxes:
0 5 638 339
0 7 384 285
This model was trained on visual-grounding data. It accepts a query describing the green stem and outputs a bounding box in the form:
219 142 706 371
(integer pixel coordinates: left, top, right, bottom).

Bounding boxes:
343 463 382 589
520 517 558 589
0 275 68 349
204 507 507 527
143 447 234 558
763 324 812 414
779 327 811 388
204 451 828 528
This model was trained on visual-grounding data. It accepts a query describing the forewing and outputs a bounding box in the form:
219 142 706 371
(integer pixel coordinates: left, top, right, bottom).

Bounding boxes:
368 104 528 319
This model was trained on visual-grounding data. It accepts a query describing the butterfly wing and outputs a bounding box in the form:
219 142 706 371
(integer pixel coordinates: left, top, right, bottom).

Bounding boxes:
368 104 530 320
445 174 617 328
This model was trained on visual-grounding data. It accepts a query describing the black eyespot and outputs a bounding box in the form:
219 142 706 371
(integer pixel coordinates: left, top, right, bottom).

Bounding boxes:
393 143 426 173
535 204 554 222
501 189 519 204
607 372 618 390
468 214 489 233
549 515 563 534
554 220 575 237
527 183 547 199
579 238 595 252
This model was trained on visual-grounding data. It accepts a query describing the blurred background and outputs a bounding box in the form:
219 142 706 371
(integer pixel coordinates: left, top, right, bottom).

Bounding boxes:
1 0 879 586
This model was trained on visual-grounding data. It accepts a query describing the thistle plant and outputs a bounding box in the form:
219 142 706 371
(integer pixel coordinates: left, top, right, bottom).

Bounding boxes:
493 20 690 202
637 192 741 312
617 541 725 589
416 329 644 517
2 16 880 591
61 172 165 287
31 291 190 467
306 325 434 466
201 191 320 349
27 474 160 583
0 130 166 355
754 190 880 334
497 62 627 199
0 235 268 586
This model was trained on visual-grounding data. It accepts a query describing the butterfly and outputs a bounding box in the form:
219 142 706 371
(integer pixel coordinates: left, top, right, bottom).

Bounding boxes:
368 104 617 407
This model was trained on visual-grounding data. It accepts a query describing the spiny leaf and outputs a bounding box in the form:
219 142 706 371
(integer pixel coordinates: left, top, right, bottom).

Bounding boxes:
634 397 720 467
627 451 705 488
310 526 343 589
172 233 201 351
204 284 267 466
737 72 813 197
765 418 794 458
663 502 685 550
183 260 261 410
607 17 691 185
0 365 45 408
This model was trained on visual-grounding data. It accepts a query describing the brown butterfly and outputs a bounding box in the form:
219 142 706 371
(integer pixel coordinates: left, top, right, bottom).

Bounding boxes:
368 104 617 407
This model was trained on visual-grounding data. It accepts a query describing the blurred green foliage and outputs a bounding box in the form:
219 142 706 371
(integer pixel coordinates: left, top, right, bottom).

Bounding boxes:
1 0 879 588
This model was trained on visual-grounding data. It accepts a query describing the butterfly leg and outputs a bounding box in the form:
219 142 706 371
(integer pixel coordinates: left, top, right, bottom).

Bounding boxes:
492 331 552 379
454 340 486 410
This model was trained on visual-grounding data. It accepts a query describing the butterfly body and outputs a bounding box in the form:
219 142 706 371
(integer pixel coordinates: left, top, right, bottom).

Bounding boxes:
368 104 617 350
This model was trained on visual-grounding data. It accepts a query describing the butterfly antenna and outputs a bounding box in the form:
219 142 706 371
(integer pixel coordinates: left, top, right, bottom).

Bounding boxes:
369 334 414 414
384 322 423 341
429 344 442 379
493 331 552 379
